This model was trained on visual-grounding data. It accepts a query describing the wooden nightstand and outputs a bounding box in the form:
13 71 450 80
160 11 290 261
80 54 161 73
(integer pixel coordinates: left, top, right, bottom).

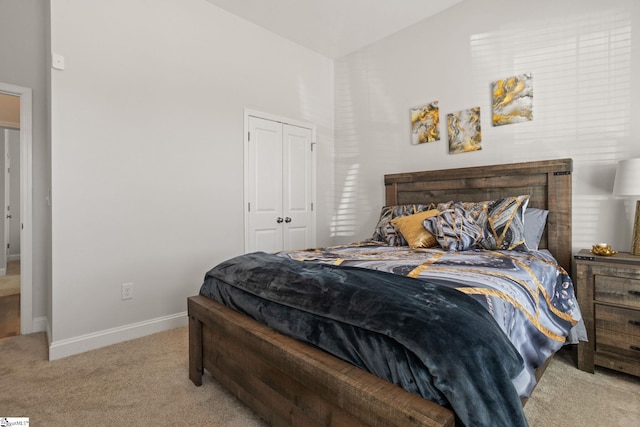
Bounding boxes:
575 249 640 377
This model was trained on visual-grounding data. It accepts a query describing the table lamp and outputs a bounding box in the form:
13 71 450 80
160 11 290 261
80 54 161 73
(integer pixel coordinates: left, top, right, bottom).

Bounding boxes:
613 158 640 255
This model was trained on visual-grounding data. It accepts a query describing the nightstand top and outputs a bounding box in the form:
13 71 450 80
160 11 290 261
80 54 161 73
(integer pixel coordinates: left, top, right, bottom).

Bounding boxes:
575 249 640 266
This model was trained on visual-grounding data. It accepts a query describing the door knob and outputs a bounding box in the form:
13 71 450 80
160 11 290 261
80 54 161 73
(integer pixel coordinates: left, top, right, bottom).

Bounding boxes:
285 217 292 223
6 214 11 219
276 217 284 223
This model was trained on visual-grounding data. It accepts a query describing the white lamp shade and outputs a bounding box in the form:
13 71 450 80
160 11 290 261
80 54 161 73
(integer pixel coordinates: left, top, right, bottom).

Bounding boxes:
613 158 640 196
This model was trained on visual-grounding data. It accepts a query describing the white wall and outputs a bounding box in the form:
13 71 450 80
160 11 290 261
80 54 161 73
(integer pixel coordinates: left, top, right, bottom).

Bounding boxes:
49 0 333 357
333 0 640 254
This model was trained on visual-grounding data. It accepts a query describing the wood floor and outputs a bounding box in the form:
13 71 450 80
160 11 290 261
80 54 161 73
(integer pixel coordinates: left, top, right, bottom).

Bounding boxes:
0 260 21 339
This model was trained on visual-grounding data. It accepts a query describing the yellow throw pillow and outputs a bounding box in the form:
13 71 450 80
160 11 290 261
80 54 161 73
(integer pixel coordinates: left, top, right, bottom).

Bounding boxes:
391 209 439 249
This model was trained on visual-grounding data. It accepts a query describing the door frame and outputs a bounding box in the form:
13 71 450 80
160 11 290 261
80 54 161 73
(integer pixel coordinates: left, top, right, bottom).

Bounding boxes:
2 132 11 274
0 82 33 335
243 109 317 253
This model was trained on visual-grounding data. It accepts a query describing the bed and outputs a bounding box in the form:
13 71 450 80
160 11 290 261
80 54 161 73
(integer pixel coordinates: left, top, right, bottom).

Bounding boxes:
188 158 580 427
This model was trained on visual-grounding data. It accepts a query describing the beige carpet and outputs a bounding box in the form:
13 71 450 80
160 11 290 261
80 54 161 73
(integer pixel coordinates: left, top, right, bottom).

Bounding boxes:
0 328 265 426
1 327 639 426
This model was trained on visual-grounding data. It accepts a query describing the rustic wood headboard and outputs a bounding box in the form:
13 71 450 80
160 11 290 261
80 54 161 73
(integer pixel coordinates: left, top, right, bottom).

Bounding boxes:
384 158 573 273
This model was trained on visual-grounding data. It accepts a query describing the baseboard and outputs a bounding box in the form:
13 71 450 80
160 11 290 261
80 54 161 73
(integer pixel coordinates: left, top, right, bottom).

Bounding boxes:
48 311 188 361
32 316 48 333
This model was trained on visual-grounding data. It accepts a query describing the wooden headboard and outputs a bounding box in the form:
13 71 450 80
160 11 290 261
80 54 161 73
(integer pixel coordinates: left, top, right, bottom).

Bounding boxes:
384 158 573 273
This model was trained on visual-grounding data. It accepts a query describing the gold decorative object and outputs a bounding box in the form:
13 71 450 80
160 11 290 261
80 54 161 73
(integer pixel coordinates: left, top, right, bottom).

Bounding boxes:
613 158 640 256
591 243 618 257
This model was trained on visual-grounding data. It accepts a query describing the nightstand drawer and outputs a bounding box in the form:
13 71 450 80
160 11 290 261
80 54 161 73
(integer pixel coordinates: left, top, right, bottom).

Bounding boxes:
595 304 640 337
576 250 640 377
595 329 640 361
595 275 640 309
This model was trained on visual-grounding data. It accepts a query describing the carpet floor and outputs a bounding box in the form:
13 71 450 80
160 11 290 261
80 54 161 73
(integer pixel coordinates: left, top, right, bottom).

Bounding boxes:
1 327 638 426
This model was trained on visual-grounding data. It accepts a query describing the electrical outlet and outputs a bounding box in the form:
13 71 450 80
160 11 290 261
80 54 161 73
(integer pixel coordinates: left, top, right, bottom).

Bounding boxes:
121 283 133 300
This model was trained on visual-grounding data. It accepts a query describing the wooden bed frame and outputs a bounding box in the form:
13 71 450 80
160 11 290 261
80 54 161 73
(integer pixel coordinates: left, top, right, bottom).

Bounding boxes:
188 158 573 427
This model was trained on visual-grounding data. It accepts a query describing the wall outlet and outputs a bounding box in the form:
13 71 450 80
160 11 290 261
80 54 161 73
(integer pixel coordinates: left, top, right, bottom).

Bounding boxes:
121 283 133 300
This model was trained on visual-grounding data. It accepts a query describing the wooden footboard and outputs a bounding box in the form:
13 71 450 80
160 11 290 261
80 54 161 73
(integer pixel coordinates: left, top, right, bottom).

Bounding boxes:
188 295 455 427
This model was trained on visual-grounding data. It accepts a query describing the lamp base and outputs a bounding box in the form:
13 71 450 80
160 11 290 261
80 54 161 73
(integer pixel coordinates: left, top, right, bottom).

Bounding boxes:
633 200 640 256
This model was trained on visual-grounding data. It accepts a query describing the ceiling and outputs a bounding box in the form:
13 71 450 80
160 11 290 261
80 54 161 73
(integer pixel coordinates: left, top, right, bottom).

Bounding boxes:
205 0 464 59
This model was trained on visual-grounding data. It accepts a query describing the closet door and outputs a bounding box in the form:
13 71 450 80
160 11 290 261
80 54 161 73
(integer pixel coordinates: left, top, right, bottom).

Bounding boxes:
247 117 284 253
246 116 315 253
282 124 313 250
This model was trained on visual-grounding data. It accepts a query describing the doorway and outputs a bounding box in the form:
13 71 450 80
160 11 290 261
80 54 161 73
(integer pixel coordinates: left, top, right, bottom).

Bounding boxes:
0 127 21 338
0 82 33 337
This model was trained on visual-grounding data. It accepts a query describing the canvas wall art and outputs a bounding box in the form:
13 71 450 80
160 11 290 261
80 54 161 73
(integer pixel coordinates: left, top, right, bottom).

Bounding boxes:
447 107 482 154
491 73 533 126
410 101 440 144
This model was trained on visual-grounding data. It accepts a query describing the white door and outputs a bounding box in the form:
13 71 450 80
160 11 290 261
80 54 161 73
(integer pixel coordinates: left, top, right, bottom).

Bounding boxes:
282 124 313 250
247 117 283 253
246 115 315 253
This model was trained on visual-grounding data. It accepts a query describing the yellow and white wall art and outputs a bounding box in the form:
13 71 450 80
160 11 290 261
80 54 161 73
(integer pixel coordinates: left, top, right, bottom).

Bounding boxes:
447 107 482 154
491 73 533 126
410 101 440 144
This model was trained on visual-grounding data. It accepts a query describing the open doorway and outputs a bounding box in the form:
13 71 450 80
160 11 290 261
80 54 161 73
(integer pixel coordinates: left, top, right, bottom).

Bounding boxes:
0 95 21 338
0 82 33 338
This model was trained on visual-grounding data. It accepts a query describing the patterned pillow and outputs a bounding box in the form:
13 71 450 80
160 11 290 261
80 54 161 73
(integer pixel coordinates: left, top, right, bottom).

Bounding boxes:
436 200 490 223
371 204 436 246
480 195 530 251
423 206 484 251
437 195 531 251
391 209 440 249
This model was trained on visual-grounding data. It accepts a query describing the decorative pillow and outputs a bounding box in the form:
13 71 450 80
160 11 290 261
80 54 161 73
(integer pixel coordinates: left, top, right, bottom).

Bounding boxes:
523 208 548 250
371 204 436 246
436 200 490 224
437 196 531 251
423 206 484 251
481 195 530 251
391 209 440 249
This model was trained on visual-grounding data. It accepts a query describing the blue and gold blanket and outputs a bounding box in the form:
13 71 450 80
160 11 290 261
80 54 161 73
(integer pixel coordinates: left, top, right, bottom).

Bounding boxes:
200 244 585 427
281 242 586 397
201 251 529 427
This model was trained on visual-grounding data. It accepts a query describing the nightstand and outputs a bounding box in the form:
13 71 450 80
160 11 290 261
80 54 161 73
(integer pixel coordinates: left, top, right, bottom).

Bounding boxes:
574 249 640 377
